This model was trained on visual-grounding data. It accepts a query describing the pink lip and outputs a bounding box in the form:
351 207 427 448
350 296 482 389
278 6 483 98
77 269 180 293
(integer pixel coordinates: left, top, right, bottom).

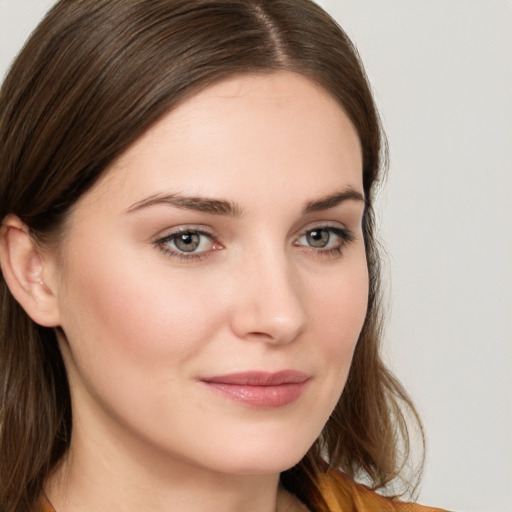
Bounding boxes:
201 371 310 408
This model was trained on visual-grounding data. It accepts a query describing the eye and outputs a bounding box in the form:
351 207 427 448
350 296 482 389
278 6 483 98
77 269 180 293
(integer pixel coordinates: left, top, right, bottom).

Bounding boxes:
304 229 332 248
172 231 204 252
154 228 220 259
295 225 354 255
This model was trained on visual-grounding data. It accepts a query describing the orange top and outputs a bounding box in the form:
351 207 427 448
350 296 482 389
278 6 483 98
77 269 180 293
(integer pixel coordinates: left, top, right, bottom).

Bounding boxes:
37 472 448 512
318 471 448 512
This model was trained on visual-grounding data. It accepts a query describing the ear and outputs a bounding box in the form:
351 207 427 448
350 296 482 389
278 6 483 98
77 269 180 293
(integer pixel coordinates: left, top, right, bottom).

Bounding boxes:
0 214 61 327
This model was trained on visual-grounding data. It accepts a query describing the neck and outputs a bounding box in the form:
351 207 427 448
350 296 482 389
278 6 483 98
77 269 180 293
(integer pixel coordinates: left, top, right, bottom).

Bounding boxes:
46 453 285 512
45 425 293 512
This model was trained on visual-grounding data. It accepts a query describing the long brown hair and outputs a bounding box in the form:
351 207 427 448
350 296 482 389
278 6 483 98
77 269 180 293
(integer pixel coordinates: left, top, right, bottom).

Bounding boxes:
0 1 423 511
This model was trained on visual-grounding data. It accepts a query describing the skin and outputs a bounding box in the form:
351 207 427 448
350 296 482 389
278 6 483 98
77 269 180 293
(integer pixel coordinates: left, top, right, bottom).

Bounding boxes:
37 71 368 512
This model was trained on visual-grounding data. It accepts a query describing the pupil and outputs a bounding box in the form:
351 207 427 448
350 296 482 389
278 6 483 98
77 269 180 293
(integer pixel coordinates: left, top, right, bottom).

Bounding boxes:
307 229 329 248
176 232 200 252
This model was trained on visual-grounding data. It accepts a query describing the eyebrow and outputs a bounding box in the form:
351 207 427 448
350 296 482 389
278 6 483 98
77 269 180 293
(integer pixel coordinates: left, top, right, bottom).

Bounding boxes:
125 186 365 217
302 187 365 214
125 193 243 216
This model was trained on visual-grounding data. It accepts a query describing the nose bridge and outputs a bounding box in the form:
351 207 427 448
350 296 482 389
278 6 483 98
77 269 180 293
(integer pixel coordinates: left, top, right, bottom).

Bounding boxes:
230 241 308 344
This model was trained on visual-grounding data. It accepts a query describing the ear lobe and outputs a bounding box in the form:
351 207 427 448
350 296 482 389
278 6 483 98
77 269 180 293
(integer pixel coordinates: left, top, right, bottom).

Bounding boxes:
0 215 61 327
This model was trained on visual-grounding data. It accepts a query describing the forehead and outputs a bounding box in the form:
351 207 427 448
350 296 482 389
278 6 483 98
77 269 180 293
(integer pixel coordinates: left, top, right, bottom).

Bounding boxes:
126 71 361 164
76 71 363 214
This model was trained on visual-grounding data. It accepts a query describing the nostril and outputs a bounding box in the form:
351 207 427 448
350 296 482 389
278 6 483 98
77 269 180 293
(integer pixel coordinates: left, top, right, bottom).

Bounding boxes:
246 331 274 340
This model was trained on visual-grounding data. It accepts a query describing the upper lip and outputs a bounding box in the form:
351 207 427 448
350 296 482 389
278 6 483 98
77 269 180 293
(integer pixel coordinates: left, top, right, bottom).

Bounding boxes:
201 370 310 386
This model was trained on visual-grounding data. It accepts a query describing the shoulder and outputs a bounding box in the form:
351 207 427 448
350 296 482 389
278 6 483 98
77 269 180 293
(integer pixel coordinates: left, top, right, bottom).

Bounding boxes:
317 470 449 512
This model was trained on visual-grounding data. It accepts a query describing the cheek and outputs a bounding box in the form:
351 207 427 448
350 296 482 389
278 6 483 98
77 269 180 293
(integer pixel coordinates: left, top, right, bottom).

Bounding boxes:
311 257 369 378
57 241 224 382
56 246 233 446
318 260 369 336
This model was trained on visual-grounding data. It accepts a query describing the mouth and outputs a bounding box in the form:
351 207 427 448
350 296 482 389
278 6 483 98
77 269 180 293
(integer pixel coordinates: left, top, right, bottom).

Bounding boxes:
200 370 310 408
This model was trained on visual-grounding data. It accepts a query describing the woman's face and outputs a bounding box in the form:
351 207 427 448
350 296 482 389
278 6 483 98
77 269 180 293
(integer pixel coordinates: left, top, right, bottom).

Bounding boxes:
51 71 368 477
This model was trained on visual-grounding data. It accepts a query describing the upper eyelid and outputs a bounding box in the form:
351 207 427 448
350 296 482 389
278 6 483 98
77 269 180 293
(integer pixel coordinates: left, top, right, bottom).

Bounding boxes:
300 221 345 231
294 221 349 237
153 225 217 241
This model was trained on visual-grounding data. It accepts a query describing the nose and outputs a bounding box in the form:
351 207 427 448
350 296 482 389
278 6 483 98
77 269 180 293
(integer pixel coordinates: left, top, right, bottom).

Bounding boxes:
229 250 308 345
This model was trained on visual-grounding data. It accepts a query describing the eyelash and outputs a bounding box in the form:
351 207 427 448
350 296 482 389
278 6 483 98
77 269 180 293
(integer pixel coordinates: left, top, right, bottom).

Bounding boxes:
153 225 354 261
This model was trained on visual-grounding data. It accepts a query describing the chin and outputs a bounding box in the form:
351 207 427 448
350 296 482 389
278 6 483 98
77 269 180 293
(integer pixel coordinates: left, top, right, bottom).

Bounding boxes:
196 428 318 477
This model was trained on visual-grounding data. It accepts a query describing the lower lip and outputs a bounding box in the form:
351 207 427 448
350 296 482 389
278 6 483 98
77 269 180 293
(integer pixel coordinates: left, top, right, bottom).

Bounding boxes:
203 381 309 408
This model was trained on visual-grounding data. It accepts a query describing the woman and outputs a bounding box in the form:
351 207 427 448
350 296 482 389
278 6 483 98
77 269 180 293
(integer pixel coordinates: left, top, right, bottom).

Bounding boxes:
0 1 445 511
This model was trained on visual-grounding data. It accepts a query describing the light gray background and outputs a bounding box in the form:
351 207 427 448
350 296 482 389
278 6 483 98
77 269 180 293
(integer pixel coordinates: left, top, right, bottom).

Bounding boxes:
1 1 511 511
